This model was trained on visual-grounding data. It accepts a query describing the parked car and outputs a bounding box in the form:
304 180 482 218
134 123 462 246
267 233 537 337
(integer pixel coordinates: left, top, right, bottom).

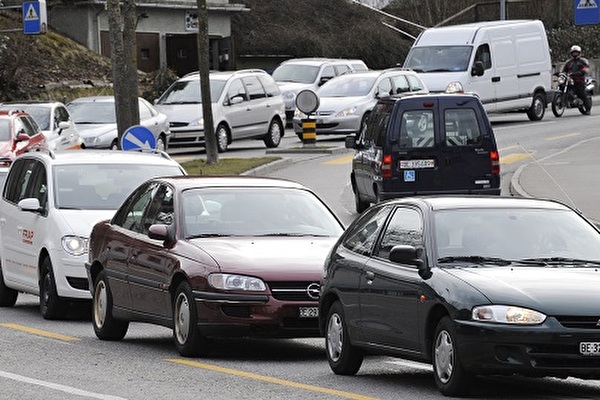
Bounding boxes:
0 109 47 164
86 176 345 356
320 195 600 396
1 101 82 151
272 58 369 121
346 93 500 213
0 150 186 319
293 68 428 138
67 96 170 151
154 69 286 152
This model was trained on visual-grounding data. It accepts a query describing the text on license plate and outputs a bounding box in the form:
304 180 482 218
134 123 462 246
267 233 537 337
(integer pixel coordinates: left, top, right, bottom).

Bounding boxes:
299 307 319 318
399 159 435 169
580 342 600 355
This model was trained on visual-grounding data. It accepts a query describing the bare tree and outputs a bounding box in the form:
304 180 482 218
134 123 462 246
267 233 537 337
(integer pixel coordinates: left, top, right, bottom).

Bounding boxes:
107 0 139 149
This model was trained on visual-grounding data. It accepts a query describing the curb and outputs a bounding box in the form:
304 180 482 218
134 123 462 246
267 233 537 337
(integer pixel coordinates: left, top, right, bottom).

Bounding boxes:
265 146 349 155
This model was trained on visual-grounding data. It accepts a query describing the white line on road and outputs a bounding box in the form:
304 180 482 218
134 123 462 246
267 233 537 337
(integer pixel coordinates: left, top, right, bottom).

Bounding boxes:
0 370 128 400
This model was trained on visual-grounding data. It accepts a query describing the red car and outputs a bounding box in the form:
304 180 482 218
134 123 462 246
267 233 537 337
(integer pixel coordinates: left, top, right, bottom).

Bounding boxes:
0 109 47 164
86 176 345 356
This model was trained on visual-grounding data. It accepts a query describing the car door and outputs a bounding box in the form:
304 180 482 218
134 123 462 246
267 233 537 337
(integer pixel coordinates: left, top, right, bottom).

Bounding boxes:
359 206 422 351
54 105 80 150
139 98 162 139
241 75 270 137
223 78 251 138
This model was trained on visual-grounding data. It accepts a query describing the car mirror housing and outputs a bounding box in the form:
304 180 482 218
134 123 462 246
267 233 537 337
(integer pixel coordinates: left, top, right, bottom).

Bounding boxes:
16 133 30 142
471 61 485 77
148 224 175 247
18 198 42 214
389 245 431 279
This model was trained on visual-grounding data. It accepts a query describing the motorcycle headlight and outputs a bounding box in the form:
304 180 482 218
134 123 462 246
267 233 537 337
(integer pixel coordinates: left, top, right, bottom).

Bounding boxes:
472 305 546 325
557 76 566 85
208 273 266 291
61 235 88 257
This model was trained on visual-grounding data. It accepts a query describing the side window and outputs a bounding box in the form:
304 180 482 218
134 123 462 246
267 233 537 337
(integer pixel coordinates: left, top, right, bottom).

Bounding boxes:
119 182 157 233
407 75 425 91
26 162 47 208
392 75 410 94
3 160 26 201
141 184 174 234
474 44 492 70
56 106 70 123
138 100 153 120
375 78 393 97
444 108 482 146
362 109 390 147
18 116 38 136
335 64 351 76
242 76 267 100
343 206 392 256
374 208 423 261
399 110 435 148
3 159 45 205
257 75 280 97
226 79 247 104
320 65 335 83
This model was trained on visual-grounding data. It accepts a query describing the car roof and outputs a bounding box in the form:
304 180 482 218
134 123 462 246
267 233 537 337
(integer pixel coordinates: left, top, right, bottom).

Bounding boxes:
386 195 572 212
181 69 270 82
67 96 119 103
2 101 64 107
152 175 309 191
279 58 354 67
0 109 32 118
380 92 480 103
16 149 182 167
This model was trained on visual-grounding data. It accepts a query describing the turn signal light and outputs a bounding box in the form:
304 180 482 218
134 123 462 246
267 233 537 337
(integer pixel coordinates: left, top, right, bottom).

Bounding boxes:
381 154 393 179
490 150 500 175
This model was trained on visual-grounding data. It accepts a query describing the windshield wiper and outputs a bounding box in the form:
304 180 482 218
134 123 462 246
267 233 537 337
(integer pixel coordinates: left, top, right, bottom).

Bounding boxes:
187 233 229 238
162 101 200 105
519 257 600 267
254 233 329 237
437 256 512 266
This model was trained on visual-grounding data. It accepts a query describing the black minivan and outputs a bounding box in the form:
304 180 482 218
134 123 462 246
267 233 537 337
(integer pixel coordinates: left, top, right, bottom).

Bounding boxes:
346 93 500 213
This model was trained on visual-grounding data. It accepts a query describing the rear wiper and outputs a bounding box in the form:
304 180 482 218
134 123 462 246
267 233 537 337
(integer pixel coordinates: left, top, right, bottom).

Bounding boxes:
519 257 600 267
437 256 512 266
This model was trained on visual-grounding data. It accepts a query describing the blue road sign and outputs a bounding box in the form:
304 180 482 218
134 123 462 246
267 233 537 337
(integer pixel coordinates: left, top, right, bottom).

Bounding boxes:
23 1 42 35
575 0 599 25
121 125 157 151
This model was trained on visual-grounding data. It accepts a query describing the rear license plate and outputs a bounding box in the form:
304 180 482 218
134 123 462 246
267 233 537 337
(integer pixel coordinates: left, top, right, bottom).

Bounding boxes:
399 159 435 169
580 342 600 356
299 306 319 318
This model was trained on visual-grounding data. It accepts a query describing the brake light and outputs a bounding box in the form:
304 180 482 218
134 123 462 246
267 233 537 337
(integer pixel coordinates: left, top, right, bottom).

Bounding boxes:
490 150 500 175
381 154 393 179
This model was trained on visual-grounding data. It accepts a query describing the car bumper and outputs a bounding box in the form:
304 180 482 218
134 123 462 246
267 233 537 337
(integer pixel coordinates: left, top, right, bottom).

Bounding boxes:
52 252 91 300
455 318 600 378
292 115 361 135
167 126 206 147
378 187 501 200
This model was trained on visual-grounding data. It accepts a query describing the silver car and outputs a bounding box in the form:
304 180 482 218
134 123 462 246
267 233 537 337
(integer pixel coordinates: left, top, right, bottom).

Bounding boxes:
67 96 170 151
154 69 286 152
293 68 428 138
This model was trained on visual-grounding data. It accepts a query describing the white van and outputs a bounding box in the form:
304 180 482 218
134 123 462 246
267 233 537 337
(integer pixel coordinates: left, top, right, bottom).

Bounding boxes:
403 20 552 121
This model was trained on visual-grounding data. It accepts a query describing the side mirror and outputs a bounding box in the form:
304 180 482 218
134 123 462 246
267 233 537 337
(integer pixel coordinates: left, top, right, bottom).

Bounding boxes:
471 61 485 77
389 245 432 279
319 76 332 86
229 96 244 105
345 134 357 149
18 198 43 214
58 121 70 134
148 224 176 247
16 133 30 142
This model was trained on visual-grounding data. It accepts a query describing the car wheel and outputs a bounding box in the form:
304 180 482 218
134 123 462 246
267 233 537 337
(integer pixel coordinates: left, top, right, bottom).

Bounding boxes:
325 301 363 375
110 139 119 150
527 92 545 121
216 124 229 153
353 185 369 214
39 257 64 320
579 95 592 115
0 266 18 307
92 270 129 340
432 316 473 396
156 135 166 152
551 93 565 117
264 119 283 148
173 281 208 357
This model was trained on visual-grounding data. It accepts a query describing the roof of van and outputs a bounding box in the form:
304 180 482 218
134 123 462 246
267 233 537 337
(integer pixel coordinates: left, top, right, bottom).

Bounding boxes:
413 19 544 46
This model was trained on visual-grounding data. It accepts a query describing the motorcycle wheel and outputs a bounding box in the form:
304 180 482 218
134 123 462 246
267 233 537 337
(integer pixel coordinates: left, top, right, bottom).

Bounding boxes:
552 93 566 117
579 95 592 115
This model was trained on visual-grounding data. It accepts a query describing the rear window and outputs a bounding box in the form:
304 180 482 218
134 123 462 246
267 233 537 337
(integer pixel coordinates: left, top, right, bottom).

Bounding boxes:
399 110 435 148
444 109 482 146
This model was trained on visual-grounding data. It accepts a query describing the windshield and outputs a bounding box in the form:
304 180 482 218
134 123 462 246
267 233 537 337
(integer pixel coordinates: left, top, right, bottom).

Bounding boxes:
434 208 600 263
14 106 50 130
54 164 183 210
318 76 376 97
182 187 344 238
272 64 320 84
68 102 115 124
155 79 226 105
405 46 473 73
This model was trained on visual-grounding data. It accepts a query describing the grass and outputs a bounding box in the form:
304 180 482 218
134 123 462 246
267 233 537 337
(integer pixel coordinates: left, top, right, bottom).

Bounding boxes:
180 156 281 175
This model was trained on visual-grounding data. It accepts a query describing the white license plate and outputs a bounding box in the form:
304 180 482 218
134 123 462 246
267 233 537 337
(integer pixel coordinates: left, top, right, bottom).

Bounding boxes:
580 342 600 356
399 159 435 169
299 306 319 318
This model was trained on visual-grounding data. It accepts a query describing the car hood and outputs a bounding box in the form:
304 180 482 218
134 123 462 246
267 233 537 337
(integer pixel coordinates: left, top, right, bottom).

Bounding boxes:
57 209 116 236
276 82 316 94
77 123 116 138
154 104 212 124
316 96 369 112
445 266 600 314
188 236 338 280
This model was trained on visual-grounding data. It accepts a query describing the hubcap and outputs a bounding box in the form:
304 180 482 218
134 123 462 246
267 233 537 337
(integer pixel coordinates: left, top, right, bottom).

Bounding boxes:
217 128 228 150
434 330 454 384
327 313 343 362
175 292 190 344
270 123 281 144
94 281 107 328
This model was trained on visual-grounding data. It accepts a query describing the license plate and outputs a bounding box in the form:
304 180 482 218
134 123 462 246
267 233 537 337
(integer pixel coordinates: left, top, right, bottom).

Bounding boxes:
580 342 600 356
299 306 319 318
399 159 435 169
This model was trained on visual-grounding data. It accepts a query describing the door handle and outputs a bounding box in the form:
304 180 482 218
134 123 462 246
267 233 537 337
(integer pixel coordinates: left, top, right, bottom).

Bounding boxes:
492 76 501 82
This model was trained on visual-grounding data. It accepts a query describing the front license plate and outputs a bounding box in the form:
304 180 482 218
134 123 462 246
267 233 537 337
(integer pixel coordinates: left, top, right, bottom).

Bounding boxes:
299 306 319 318
399 159 435 169
580 342 600 356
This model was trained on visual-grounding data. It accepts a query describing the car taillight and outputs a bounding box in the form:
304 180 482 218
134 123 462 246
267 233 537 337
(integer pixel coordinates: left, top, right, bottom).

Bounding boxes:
382 154 393 179
490 150 500 175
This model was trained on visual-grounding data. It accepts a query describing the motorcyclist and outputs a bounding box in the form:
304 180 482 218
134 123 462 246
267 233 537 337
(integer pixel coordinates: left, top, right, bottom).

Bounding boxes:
562 45 590 113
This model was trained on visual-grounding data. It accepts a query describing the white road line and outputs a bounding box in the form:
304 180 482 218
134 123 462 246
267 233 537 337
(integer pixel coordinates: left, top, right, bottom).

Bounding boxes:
0 370 127 400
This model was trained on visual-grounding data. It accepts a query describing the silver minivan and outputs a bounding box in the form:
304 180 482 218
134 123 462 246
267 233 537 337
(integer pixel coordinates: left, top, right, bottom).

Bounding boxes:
154 69 286 152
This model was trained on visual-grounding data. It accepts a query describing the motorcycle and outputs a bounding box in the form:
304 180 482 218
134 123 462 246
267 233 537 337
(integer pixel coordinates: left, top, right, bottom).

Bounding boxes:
551 72 595 117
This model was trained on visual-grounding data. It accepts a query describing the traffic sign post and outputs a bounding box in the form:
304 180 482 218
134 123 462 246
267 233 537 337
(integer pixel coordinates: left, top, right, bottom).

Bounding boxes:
295 90 320 147
23 0 47 35
121 126 157 151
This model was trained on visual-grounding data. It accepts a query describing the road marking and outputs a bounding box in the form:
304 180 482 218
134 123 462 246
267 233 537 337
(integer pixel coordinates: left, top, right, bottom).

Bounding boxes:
166 358 379 400
324 154 354 165
499 145 519 151
546 132 580 141
0 370 127 400
501 153 533 165
0 323 80 342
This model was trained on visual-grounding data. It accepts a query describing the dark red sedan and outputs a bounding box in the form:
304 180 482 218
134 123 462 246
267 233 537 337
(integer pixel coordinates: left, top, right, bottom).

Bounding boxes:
86 176 344 356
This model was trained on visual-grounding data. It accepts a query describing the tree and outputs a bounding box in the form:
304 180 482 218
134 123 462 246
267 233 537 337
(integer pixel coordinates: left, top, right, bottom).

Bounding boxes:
107 0 139 149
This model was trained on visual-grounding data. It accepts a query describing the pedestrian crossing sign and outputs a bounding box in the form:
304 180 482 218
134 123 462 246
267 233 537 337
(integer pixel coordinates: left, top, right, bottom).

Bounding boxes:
575 0 600 25
22 1 47 35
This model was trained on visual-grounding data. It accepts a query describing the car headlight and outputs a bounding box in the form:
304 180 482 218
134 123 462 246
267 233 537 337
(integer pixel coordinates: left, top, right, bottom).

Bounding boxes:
335 107 357 117
445 81 464 93
188 117 204 127
282 91 295 101
208 273 266 291
472 305 546 325
294 109 308 119
61 235 88 257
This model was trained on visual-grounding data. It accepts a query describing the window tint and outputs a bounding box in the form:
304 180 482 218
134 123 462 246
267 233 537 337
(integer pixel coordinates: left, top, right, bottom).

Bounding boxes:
374 208 423 260
399 110 434 148
474 44 492 70
362 107 390 147
343 206 392 256
257 75 280 97
242 76 267 100
226 79 247 103
444 108 482 146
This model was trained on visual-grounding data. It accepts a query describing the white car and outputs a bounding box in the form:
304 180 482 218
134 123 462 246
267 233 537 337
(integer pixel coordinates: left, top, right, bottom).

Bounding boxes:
0 150 186 319
67 96 171 151
1 101 83 151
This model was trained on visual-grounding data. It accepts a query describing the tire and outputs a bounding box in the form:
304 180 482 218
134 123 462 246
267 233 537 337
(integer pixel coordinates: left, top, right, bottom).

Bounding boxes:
353 184 369 214
432 316 474 396
173 281 208 357
39 257 64 320
263 119 283 148
296 132 303 141
527 92 545 121
325 301 363 375
156 135 166 152
0 266 18 307
216 124 229 153
579 95 592 115
92 270 129 340
551 93 565 117
110 139 119 150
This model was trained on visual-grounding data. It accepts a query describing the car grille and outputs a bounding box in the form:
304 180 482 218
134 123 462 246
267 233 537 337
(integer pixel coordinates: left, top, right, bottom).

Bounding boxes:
556 316 600 329
527 343 600 369
268 281 320 301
